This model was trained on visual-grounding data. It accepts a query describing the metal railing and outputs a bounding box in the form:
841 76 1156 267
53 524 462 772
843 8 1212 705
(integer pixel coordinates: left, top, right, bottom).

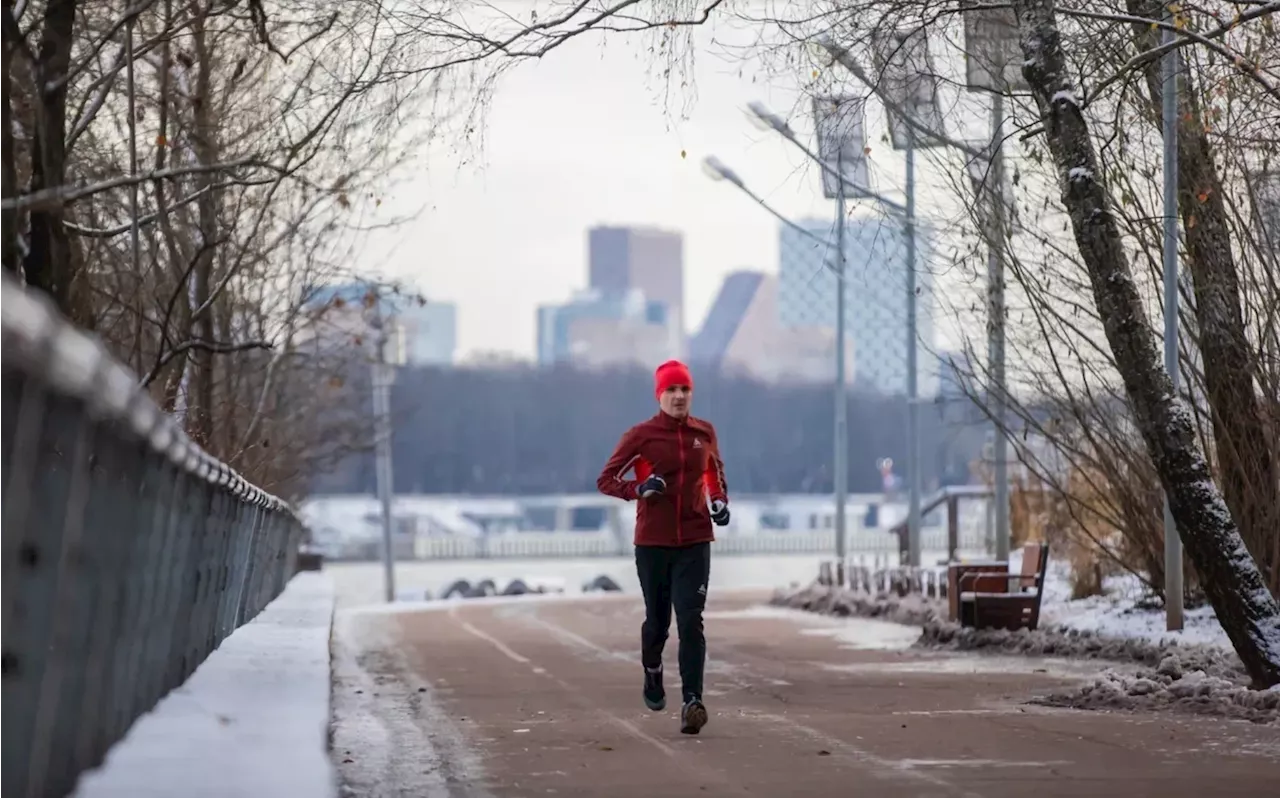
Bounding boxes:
371 523 990 562
1 274 306 798
886 485 996 565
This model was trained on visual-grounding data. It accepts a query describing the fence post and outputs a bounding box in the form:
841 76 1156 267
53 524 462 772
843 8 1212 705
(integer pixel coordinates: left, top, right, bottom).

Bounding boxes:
947 494 959 563
1 383 64 798
24 399 96 798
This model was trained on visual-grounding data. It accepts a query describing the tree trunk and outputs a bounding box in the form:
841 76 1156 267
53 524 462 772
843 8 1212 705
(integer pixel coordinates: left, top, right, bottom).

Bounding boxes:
23 0 84 322
2 1 18 273
1128 0 1280 595
1012 0 1280 687
188 8 218 447
151 0 193 412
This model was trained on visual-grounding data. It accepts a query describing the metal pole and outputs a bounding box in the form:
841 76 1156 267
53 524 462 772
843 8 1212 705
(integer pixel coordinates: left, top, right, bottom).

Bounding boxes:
906 126 922 568
126 21 140 275
989 93 1010 563
374 326 397 603
834 149 849 584
1161 14 1184 631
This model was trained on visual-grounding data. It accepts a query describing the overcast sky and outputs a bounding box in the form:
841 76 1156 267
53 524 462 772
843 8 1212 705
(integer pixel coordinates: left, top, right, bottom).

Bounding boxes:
360 14 980 361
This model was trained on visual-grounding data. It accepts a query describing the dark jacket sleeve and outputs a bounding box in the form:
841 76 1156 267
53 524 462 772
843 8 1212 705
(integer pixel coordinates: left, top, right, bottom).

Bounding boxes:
597 426 642 501
702 424 728 504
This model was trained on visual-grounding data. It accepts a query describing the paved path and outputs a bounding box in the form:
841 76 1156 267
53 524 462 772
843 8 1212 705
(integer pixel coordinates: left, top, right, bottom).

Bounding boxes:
332 591 1280 798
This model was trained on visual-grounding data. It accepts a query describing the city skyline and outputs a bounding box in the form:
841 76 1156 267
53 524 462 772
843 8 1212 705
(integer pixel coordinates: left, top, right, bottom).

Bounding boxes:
409 212 948 397
358 20 976 364
388 209 944 368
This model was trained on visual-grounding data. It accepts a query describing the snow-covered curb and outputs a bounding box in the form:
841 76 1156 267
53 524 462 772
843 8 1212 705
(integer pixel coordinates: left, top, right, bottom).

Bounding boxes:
769 582 946 626
775 581 1248 679
772 581 1277 724
918 621 1246 679
73 572 338 798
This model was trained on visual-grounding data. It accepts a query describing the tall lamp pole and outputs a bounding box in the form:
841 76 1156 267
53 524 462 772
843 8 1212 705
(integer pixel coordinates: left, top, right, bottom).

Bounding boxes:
740 99 910 573
833 148 849 582
958 10 1020 565
819 26 1016 565
370 303 406 603
873 28 945 567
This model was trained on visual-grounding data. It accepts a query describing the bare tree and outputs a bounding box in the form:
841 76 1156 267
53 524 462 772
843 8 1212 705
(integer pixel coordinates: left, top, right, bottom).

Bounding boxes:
3 0 442 493
1007 0 1279 685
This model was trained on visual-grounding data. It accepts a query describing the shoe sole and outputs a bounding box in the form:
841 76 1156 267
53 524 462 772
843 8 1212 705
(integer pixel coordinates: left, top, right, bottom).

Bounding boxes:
644 695 666 712
680 703 708 735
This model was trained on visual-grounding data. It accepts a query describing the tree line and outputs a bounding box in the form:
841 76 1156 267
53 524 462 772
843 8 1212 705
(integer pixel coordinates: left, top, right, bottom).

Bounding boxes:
308 363 992 498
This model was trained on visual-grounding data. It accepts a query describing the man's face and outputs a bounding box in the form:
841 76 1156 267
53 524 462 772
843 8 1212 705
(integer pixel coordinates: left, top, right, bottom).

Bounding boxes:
660 384 692 418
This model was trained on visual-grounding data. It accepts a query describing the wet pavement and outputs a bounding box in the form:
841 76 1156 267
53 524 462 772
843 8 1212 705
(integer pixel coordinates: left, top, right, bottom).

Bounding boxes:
332 590 1280 797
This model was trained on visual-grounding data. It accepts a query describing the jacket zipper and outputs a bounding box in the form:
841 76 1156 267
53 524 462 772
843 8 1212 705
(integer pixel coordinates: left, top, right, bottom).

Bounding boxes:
676 424 685 545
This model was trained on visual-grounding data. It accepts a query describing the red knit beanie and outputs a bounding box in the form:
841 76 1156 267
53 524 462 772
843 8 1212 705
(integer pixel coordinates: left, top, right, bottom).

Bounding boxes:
654 360 693 400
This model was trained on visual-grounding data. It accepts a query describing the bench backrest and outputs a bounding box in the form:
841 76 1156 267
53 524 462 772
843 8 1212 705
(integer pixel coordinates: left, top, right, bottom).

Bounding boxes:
1019 543 1045 589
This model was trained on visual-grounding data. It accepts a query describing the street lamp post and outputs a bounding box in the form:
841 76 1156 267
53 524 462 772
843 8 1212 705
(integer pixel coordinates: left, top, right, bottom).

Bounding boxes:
807 95 867 584
904 124 922 567
961 6 1024 565
874 28 945 567
737 99 910 576
833 147 849 582
702 152 851 580
369 304 406 603
820 29 1016 566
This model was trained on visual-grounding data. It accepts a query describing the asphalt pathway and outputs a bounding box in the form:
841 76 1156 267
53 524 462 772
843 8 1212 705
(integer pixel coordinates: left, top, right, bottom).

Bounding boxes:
332 591 1280 798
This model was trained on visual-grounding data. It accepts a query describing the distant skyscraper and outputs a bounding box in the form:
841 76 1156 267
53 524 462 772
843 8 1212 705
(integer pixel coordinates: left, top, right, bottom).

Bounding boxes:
302 281 457 366
536 288 673 368
688 271 764 368
689 270 852 384
777 216 938 396
399 303 457 366
588 225 685 349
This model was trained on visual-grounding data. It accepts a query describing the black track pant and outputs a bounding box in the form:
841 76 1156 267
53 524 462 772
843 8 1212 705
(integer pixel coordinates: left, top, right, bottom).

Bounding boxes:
635 542 711 702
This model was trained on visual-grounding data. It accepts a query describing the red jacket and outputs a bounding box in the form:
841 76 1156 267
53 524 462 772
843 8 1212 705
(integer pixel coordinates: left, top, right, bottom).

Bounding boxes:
597 411 729 547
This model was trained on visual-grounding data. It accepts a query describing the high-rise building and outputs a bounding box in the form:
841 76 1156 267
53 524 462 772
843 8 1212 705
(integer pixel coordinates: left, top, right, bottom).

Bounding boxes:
777 216 938 396
688 271 764 367
399 303 457 366
588 225 685 351
689 270 853 384
302 281 457 367
536 288 673 368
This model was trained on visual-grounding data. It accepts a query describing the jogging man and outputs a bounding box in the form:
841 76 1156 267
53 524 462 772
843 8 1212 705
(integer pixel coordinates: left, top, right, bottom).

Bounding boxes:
596 359 730 735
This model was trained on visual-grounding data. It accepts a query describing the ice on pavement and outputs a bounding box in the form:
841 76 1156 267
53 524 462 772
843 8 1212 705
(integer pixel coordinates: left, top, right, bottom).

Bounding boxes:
73 572 338 798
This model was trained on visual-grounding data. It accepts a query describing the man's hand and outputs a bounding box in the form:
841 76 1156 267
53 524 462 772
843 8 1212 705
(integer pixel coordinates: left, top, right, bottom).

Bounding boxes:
710 499 730 526
637 474 666 499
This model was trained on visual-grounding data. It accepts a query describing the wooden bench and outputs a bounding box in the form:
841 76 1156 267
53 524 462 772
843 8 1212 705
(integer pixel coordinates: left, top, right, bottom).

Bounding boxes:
957 543 1050 631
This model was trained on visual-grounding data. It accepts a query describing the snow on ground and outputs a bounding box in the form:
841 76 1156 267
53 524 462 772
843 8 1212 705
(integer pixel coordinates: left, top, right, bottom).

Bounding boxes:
329 610 491 798
1042 588 1230 648
705 605 921 650
73 573 338 798
1014 548 1233 650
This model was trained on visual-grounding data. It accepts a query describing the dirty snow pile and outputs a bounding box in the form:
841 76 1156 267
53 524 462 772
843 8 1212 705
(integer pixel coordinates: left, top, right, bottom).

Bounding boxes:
769 582 945 627
1032 653 1280 725
918 620 1243 675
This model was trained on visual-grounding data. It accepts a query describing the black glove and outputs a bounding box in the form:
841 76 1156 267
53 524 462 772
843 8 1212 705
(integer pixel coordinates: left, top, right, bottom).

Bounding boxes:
710 499 730 526
636 474 666 499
